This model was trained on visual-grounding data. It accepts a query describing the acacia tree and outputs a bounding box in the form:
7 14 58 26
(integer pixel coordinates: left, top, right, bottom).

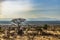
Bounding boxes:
11 18 26 35
11 18 26 28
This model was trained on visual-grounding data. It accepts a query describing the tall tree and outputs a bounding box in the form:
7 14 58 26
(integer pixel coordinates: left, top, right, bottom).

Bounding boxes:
11 18 26 28
11 18 26 35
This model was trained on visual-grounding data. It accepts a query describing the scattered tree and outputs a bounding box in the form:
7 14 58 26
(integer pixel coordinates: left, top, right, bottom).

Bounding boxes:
43 24 49 29
11 18 26 29
11 18 26 35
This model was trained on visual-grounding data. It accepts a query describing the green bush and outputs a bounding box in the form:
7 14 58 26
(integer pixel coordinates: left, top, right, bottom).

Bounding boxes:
43 24 49 29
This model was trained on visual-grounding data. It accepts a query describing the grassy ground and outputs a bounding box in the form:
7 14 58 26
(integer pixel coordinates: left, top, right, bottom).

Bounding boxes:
0 35 60 40
0 24 60 40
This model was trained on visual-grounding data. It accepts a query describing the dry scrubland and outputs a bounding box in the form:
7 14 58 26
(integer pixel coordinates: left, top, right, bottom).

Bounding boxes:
0 24 60 40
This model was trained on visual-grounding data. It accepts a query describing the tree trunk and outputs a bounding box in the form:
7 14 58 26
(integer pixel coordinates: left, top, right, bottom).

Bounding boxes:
17 24 20 31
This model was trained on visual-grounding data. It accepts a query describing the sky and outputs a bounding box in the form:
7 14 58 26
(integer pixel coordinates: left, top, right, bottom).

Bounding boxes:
0 0 60 21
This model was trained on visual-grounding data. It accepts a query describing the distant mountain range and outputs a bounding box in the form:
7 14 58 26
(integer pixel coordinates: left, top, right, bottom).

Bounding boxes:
27 18 60 21
0 18 60 21
0 18 60 25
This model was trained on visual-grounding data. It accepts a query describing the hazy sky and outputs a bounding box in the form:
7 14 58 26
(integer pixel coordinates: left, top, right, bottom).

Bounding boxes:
0 0 60 20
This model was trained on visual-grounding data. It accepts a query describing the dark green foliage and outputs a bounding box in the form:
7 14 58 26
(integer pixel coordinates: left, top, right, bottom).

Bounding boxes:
0 27 1 30
43 24 49 29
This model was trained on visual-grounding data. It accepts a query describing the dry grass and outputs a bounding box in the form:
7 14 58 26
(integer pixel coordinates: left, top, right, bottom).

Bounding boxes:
0 24 60 40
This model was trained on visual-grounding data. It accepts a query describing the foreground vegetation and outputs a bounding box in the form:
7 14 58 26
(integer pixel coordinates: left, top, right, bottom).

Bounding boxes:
0 24 60 40
0 18 60 40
